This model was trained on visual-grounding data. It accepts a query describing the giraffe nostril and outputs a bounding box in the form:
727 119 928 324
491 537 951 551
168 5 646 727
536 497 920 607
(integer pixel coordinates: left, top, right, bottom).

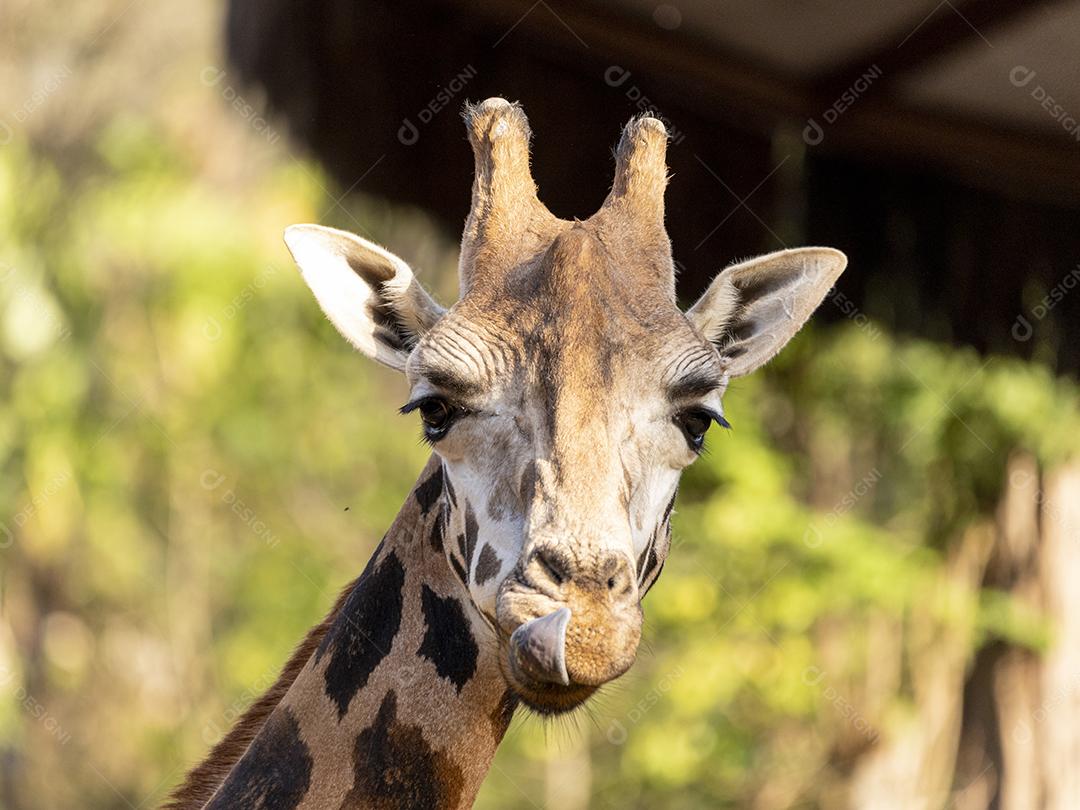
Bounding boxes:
601 553 635 604
532 547 571 587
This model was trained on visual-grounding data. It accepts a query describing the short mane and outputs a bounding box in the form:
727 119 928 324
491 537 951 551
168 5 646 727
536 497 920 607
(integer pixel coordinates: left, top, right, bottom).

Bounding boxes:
163 578 357 809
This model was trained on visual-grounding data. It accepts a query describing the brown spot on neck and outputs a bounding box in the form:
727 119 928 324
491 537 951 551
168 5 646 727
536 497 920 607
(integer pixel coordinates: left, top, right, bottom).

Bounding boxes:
341 690 464 810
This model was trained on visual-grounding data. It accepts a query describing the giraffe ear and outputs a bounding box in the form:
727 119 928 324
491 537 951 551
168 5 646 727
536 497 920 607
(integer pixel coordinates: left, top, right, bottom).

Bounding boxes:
284 224 446 372
686 247 847 377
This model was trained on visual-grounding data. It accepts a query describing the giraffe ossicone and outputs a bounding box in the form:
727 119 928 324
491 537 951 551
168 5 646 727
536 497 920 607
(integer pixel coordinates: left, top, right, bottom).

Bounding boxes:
169 98 846 809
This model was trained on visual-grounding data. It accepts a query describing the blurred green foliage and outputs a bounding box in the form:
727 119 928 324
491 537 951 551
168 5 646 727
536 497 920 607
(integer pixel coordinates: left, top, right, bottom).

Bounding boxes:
3 40 1080 810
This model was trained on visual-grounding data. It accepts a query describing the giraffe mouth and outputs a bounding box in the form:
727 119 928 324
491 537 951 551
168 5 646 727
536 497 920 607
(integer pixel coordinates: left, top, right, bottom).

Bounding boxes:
499 607 622 715
503 654 600 715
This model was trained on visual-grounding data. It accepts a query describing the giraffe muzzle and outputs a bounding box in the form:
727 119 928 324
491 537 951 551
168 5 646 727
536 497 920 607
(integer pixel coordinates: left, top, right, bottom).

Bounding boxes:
509 606 571 686
497 545 643 713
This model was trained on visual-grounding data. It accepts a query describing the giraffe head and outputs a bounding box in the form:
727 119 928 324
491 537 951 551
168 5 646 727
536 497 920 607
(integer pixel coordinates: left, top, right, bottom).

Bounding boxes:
284 99 845 715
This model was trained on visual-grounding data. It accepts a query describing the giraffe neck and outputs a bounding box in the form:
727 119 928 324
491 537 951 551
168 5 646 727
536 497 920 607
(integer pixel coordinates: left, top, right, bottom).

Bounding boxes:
181 457 517 810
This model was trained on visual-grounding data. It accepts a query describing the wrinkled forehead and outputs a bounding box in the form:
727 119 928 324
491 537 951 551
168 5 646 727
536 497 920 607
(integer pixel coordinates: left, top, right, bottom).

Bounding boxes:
407 228 721 407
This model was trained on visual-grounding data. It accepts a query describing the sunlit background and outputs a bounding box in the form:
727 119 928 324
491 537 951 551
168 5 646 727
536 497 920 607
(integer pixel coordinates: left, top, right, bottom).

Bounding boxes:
3 1 1080 808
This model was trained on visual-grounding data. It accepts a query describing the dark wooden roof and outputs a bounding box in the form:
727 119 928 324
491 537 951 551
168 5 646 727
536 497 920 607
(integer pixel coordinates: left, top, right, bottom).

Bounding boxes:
226 0 1080 372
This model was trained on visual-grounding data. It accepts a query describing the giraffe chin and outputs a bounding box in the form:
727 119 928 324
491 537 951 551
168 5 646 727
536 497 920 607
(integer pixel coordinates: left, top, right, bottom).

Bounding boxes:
510 680 599 716
502 658 600 716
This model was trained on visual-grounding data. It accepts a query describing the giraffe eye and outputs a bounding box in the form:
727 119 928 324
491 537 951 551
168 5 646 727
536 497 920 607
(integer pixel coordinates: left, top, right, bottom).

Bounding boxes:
675 409 730 452
400 396 468 441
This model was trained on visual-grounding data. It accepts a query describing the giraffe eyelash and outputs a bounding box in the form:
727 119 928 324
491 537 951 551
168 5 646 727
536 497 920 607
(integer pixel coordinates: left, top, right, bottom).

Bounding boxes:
675 408 730 454
401 396 471 442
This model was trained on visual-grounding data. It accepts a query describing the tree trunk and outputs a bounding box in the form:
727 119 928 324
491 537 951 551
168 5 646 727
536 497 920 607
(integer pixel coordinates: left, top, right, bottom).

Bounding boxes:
848 454 1080 810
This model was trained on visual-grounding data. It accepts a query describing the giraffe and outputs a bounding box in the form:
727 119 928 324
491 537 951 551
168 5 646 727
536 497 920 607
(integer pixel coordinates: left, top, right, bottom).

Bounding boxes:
167 98 846 809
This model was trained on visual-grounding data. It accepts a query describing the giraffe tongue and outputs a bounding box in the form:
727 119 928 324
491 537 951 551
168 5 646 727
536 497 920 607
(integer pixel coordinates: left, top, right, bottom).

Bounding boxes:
510 607 571 687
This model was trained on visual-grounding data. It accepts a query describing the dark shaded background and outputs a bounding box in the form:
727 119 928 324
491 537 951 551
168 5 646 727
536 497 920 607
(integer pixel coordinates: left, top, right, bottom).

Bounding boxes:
226 0 1080 372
